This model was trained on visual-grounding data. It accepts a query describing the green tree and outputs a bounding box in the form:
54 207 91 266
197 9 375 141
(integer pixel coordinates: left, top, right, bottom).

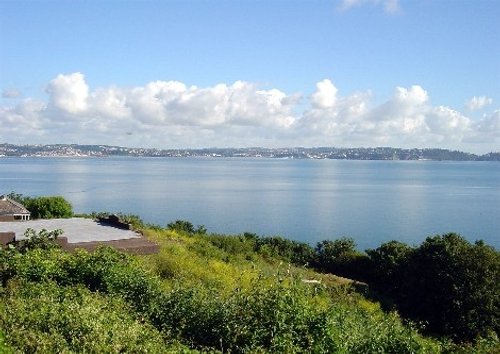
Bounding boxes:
24 196 73 219
396 233 499 341
366 240 413 295
254 236 314 265
314 237 369 280
315 237 357 262
167 219 206 235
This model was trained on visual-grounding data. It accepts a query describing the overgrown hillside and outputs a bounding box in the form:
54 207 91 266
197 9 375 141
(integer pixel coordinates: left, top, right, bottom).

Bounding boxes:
0 221 498 353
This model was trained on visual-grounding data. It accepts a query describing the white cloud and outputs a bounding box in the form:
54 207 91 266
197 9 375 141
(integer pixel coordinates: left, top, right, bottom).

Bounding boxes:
465 96 493 111
478 110 500 133
91 87 130 119
46 72 89 114
338 0 401 14
0 72 498 153
311 79 338 109
372 85 428 120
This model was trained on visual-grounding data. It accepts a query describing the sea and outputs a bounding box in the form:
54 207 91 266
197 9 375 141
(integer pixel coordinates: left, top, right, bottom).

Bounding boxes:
1 157 498 251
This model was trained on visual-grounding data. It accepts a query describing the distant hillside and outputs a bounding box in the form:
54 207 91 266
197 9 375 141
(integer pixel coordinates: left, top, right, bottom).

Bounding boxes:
0 143 498 161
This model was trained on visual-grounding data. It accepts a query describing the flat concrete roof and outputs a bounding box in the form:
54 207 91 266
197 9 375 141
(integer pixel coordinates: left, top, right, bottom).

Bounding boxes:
0 218 140 243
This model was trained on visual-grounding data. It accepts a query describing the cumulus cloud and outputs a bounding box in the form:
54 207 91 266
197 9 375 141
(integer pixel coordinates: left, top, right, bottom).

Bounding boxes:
0 72 498 153
46 72 89 114
311 79 338 109
465 96 493 111
338 0 401 14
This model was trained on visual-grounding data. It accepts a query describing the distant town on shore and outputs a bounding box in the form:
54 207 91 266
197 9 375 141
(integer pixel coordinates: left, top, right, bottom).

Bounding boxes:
1 143 499 161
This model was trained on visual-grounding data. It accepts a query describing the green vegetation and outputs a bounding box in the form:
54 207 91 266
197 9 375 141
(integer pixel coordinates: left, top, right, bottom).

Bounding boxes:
0 219 498 353
365 234 500 342
167 219 207 235
7 192 73 219
244 232 499 343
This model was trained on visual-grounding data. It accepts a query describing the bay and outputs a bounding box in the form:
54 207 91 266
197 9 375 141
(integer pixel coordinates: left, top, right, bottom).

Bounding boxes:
0 157 498 250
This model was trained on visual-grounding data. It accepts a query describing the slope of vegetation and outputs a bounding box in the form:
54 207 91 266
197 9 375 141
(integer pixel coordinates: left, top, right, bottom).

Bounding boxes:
0 218 498 353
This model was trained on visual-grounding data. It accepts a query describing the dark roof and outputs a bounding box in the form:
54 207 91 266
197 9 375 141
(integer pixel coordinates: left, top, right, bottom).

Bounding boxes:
0 196 30 216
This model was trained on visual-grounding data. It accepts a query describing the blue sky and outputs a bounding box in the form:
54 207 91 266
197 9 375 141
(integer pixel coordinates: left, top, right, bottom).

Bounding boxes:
1 0 499 153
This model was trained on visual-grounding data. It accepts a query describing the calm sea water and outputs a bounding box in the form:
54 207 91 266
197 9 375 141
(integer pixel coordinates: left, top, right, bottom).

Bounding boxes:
1 157 498 250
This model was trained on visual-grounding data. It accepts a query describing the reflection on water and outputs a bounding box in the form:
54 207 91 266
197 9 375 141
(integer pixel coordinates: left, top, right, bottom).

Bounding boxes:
1 157 498 250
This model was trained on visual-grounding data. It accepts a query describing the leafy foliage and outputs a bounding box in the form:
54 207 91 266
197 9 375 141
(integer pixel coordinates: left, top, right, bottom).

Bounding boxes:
23 195 73 219
366 240 413 297
0 280 176 353
255 236 315 266
15 228 63 253
401 234 499 341
0 329 13 354
167 219 207 235
313 237 370 280
366 234 500 342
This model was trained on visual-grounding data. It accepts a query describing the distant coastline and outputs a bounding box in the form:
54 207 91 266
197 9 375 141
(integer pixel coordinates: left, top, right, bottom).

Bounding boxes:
1 143 499 161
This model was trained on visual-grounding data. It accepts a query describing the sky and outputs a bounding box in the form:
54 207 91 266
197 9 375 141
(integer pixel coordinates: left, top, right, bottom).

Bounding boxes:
0 0 499 153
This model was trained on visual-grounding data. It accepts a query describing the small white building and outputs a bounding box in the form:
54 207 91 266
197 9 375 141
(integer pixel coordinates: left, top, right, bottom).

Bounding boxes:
0 195 31 222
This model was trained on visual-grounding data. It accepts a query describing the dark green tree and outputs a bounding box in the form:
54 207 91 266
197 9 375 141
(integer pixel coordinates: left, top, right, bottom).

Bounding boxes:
254 236 314 265
395 233 499 341
366 240 414 295
167 220 206 235
314 237 369 280
315 237 357 262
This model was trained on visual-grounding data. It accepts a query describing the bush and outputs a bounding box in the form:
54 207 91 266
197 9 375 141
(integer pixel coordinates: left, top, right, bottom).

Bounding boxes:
206 234 255 260
401 234 499 341
366 240 414 295
367 233 500 342
15 228 63 253
146 276 440 353
0 281 168 353
314 237 370 280
254 236 315 266
24 196 73 219
167 220 206 235
0 329 13 354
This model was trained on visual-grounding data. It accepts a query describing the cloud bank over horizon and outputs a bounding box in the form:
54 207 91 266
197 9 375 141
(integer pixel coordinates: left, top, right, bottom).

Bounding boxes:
1 73 498 154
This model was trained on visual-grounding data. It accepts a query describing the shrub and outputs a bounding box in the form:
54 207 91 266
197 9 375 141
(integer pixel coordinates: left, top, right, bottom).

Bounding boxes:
314 237 370 280
0 281 168 353
15 228 63 253
366 240 414 295
206 234 255 260
254 236 315 266
367 233 500 342
167 220 206 235
0 329 13 354
400 234 500 341
24 196 73 219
